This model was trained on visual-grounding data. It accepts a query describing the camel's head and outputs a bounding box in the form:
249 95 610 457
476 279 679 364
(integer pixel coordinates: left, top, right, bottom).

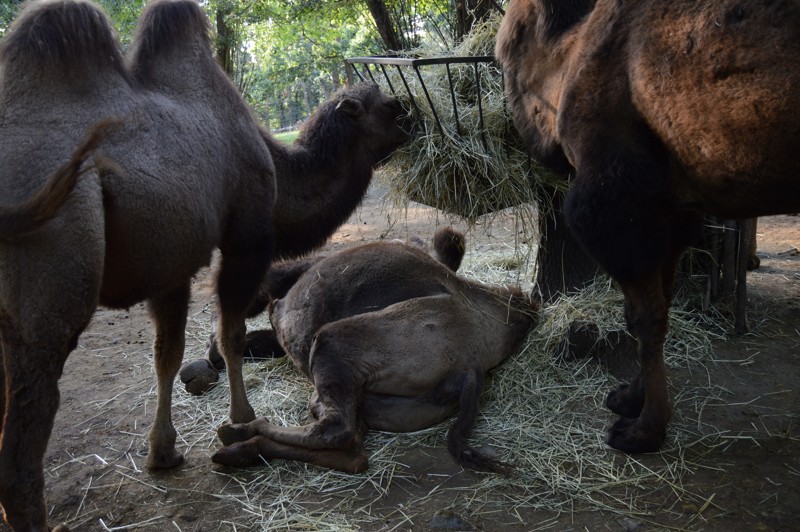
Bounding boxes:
333 82 410 166
296 82 410 168
495 0 593 176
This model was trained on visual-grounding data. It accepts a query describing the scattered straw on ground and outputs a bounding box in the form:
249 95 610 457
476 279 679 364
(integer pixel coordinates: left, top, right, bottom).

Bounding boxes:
47 230 748 530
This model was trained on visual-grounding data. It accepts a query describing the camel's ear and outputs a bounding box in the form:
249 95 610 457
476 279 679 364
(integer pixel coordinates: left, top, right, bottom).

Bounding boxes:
335 97 364 118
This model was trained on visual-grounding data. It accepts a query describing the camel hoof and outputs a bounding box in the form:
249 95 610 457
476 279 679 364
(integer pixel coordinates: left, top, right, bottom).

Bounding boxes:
146 447 184 470
605 383 644 418
217 422 254 446
343 451 369 474
179 359 219 395
244 329 286 359
212 440 263 467
457 448 514 475
605 416 665 454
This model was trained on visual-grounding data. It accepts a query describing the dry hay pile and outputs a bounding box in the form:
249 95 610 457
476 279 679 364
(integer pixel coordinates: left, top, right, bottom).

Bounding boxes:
372 15 564 224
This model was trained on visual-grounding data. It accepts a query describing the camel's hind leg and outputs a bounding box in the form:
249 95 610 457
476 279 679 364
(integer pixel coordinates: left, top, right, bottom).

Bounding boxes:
0 317 85 530
216 330 364 462
145 282 191 469
216 252 271 423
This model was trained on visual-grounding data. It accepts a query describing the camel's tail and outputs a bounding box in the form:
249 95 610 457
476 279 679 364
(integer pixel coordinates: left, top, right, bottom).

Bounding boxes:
433 227 466 272
0 120 118 242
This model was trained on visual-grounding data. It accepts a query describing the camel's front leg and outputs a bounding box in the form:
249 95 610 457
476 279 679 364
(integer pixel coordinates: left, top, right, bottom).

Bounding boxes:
605 272 673 453
216 334 364 466
213 425 368 473
216 252 271 423
145 282 191 469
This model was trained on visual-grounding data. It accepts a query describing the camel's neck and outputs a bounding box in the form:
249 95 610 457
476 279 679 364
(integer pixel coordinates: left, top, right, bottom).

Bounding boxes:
267 132 375 258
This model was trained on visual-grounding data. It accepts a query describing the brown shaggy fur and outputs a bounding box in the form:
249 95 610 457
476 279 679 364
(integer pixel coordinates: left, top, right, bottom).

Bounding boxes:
198 82 408 368
268 82 409 258
212 228 537 474
496 0 800 453
0 1 277 529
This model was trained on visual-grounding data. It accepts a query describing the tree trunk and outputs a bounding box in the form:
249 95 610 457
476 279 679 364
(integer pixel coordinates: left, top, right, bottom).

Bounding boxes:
215 4 234 77
455 0 494 41
364 0 404 52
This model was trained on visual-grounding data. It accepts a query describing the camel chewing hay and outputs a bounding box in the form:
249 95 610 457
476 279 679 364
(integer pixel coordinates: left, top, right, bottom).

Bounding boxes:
362 15 563 224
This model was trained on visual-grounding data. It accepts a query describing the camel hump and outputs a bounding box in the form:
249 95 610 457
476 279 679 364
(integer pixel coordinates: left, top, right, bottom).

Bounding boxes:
129 0 212 80
0 120 115 242
0 0 126 82
433 227 466 272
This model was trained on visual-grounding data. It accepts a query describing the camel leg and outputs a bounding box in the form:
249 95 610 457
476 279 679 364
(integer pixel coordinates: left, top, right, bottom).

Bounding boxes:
605 221 691 421
213 434 369 473
145 282 191 469
205 256 313 367
216 252 271 423
218 331 363 456
0 317 84 530
605 267 675 453
446 370 512 474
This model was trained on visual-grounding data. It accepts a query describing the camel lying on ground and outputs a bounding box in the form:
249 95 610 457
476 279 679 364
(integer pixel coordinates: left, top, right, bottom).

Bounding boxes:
210 228 538 474
0 1 276 529
182 82 410 393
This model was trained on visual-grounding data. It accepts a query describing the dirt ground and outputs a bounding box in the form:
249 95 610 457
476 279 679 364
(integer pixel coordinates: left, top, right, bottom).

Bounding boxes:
3 183 798 531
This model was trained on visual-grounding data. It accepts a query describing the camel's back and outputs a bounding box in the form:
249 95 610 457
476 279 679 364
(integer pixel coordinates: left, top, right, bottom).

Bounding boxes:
270 242 454 374
626 0 800 212
0 0 133 202
0 0 275 308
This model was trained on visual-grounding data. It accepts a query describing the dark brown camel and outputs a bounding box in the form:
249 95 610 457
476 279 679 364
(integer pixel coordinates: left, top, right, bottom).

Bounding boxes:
181 82 409 391
0 1 278 529
495 0 800 453
267 82 409 258
210 228 537 474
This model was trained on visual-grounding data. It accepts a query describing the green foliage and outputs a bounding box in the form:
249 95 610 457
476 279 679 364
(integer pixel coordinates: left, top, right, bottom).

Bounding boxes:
274 130 300 144
0 0 23 38
0 0 479 131
98 0 148 47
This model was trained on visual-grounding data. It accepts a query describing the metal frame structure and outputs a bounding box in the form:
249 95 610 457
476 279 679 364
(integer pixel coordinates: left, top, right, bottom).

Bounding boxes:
345 55 495 139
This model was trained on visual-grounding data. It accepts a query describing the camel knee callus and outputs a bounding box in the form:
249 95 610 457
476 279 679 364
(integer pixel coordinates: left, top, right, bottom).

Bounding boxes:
0 0 280 527
214 228 538 473
496 0 800 452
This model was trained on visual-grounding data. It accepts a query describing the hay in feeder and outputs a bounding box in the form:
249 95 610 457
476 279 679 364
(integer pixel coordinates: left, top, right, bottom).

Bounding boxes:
373 15 565 222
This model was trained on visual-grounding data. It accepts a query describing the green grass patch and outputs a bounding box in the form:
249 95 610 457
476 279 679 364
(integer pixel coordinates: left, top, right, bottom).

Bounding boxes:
273 130 300 144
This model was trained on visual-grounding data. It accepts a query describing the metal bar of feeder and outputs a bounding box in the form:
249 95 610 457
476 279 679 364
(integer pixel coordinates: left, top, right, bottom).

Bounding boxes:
474 62 488 150
394 65 422 118
361 63 378 85
413 64 445 136
346 56 494 68
445 63 462 136
378 64 396 95
344 55 497 139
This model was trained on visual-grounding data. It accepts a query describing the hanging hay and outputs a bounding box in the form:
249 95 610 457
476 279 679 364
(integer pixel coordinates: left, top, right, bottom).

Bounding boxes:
355 15 565 223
